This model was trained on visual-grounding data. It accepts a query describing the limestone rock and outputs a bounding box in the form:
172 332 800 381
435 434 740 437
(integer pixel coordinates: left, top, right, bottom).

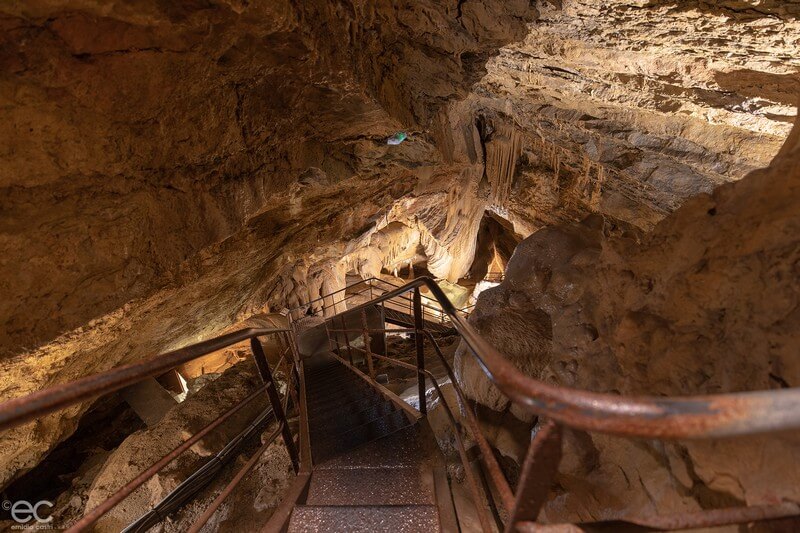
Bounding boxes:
1 0 798 519
456 115 800 519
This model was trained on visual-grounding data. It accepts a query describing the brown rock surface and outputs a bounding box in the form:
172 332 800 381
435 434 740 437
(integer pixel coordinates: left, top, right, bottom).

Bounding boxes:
0 1 798 523
0 0 535 486
82 359 287 532
456 114 800 520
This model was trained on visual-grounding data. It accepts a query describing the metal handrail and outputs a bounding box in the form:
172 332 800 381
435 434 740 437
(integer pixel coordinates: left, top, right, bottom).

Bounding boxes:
4 276 800 530
0 326 301 532
121 404 277 532
328 347 497 532
0 327 289 431
368 277 474 314
323 327 514 521
287 276 471 317
321 279 800 530
324 276 800 439
186 369 293 533
64 385 270 532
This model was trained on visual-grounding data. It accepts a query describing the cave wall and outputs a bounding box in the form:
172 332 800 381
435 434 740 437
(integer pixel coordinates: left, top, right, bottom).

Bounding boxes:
456 112 800 520
449 0 798 237
0 0 535 357
0 0 536 488
1 0 798 506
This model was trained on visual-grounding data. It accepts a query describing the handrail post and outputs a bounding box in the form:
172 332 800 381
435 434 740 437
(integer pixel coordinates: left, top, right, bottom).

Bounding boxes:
413 288 427 415
323 319 339 354
282 332 300 410
361 309 375 379
250 338 300 473
341 315 355 365
506 420 562 530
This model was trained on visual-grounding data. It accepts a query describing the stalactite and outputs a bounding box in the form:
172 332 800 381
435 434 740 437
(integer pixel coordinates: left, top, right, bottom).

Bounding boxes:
590 165 607 210
484 121 523 205
576 154 592 196
554 154 561 189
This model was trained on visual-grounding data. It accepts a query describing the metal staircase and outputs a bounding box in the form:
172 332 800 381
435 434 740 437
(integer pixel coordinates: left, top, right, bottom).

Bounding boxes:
2 276 800 532
293 277 468 335
285 352 451 532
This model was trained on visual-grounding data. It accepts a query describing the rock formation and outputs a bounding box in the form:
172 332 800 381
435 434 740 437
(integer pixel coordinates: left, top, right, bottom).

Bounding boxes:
0 0 798 527
0 0 535 486
457 103 800 523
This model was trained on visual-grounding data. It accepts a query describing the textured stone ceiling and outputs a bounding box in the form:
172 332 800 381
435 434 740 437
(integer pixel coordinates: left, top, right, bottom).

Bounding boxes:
1 0 798 492
0 0 534 487
470 0 798 232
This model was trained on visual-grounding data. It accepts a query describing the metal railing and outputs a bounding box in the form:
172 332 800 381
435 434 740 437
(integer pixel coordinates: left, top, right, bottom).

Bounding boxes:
288 276 471 326
2 276 800 531
312 276 800 531
0 327 304 532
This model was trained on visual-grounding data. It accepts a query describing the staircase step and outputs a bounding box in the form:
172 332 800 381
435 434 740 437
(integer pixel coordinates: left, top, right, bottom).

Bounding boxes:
307 466 434 506
307 386 371 403
303 358 345 376
287 505 439 533
305 366 351 381
309 396 387 420
306 377 373 398
307 371 364 388
307 383 369 400
316 424 426 470
312 410 411 463
309 401 398 435
307 387 380 411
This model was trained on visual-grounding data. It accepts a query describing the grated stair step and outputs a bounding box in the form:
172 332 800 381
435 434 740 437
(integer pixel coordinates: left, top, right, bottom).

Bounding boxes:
287 505 440 533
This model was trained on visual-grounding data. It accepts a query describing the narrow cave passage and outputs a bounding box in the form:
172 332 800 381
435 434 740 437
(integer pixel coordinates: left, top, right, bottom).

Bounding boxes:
1 1 799 532
458 211 522 304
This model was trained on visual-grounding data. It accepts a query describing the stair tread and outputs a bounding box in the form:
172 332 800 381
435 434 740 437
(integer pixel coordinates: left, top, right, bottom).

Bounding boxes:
287 505 440 533
307 388 377 409
310 402 398 435
311 410 411 463
307 374 372 392
307 466 433 506
307 376 366 391
315 424 426 470
308 396 388 420
312 408 408 440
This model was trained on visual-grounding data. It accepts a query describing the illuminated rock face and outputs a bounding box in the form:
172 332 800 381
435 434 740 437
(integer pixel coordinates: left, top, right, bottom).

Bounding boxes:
457 116 800 521
0 0 798 512
0 0 535 488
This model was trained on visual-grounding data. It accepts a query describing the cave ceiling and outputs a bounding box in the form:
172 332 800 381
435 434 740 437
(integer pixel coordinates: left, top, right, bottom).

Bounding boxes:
0 0 798 486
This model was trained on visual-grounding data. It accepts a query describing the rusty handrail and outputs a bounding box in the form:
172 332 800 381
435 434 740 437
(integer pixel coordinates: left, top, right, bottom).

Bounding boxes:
121 404 277 532
187 369 294 533
326 293 800 531
358 350 496 532
322 276 800 439
4 274 799 531
324 326 514 515
0 327 289 431
65 385 269 532
0 326 300 532
288 276 470 318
